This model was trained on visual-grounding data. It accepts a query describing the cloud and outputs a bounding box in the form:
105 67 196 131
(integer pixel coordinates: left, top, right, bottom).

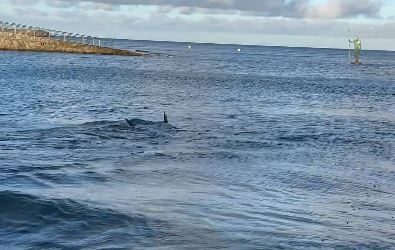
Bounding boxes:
10 5 395 39
10 0 40 5
128 13 395 39
44 0 119 10
44 0 78 8
308 0 382 19
39 0 384 19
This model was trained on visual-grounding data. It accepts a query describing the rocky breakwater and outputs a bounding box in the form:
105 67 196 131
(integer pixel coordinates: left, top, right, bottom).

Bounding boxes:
1 28 49 37
0 31 145 56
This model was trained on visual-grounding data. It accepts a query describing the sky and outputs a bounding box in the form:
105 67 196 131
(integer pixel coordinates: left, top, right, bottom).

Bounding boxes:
1 0 395 50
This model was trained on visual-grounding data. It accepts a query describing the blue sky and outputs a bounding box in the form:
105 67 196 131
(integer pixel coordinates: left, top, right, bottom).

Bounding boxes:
1 0 395 50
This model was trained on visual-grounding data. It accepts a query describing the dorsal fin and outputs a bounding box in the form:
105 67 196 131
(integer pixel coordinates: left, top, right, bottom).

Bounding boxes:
163 112 168 124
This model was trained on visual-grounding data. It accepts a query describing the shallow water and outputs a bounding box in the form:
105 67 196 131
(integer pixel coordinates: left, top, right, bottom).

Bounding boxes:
0 40 394 249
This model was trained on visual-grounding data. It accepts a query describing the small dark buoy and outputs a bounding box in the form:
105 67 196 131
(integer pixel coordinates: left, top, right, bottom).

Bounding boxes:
346 222 349 225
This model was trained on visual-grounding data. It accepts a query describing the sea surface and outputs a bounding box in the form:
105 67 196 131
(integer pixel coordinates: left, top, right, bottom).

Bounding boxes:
0 40 394 249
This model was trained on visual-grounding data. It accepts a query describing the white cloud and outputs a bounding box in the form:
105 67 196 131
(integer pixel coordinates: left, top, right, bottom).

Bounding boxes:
28 0 384 19
307 0 381 19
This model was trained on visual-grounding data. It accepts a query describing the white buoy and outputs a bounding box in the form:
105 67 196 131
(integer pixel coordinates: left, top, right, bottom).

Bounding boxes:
237 48 241 52
188 45 191 49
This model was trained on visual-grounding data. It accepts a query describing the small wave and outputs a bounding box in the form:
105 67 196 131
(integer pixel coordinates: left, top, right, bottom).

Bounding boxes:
124 118 176 132
14 119 176 144
151 52 174 57
82 118 175 129
0 191 175 248
135 50 150 53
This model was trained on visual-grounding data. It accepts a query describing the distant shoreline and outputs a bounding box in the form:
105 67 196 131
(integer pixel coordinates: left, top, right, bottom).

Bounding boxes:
117 38 395 53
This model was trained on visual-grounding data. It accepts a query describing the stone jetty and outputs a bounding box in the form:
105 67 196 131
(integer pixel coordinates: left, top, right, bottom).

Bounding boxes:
0 30 145 56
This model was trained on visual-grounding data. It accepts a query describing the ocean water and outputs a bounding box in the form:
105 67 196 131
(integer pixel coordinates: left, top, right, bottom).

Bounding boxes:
0 40 394 249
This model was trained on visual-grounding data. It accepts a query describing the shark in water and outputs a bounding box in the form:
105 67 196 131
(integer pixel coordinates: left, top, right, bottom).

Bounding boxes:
125 112 168 127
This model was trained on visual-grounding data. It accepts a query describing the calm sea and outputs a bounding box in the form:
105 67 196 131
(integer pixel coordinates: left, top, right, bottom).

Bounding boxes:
0 40 394 249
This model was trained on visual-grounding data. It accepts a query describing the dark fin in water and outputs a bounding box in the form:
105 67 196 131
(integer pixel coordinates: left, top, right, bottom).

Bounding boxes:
125 118 135 127
163 112 168 124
